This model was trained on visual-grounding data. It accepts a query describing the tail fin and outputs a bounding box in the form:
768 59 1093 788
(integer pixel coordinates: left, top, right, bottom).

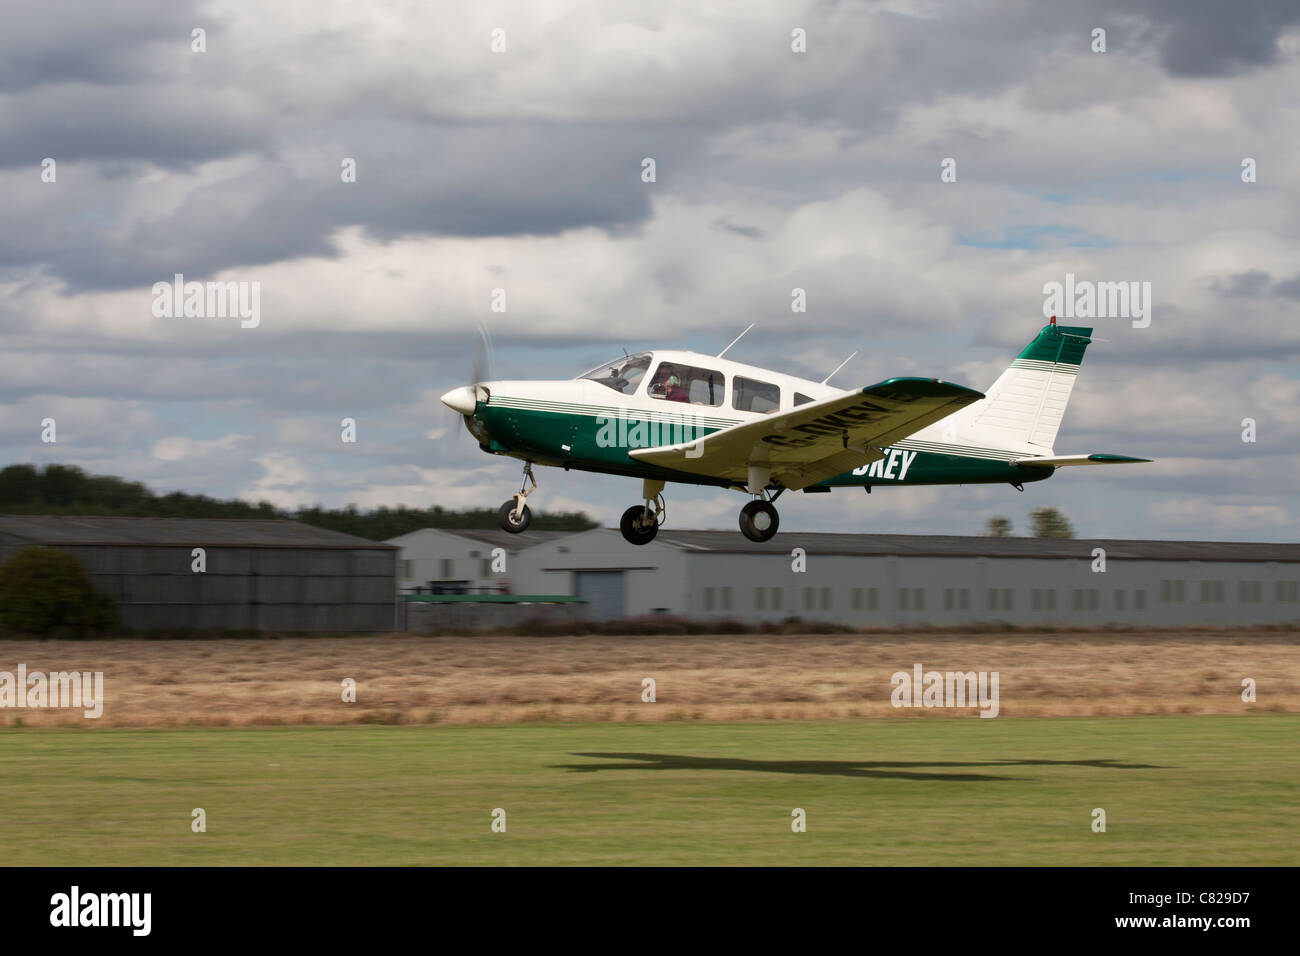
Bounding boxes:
948 320 1093 453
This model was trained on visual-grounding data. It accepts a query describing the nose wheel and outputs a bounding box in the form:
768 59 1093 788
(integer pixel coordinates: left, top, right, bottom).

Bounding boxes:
739 499 779 542
497 461 537 533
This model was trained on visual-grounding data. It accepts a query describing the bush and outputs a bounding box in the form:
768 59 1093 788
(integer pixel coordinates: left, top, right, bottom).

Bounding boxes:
0 546 119 637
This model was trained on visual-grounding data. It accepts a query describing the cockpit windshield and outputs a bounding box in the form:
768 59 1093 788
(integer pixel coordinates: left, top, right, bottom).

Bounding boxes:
579 353 652 394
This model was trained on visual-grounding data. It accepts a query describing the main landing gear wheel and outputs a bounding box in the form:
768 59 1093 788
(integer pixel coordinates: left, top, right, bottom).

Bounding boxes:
739 499 779 542
620 505 659 545
498 499 532 533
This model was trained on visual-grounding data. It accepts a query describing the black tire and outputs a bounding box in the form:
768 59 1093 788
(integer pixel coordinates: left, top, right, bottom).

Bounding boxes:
620 505 659 545
498 499 532 533
738 499 779 542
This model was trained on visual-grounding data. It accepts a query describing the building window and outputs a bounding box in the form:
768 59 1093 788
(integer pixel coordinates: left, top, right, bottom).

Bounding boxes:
1031 589 1041 611
820 587 831 610
401 559 413 579
1134 589 1146 610
1115 589 1126 610
1087 589 1099 611
1072 589 1084 611
1277 581 1300 603
479 557 492 577
912 588 925 610
755 588 765 611
733 377 781 414
898 588 910 611
1046 589 1056 610
867 588 879 610
803 587 814 611
704 587 715 611
720 587 732 611
851 588 863 610
771 588 783 611
959 589 970 610
439 558 453 578
944 588 954 611
988 589 998 611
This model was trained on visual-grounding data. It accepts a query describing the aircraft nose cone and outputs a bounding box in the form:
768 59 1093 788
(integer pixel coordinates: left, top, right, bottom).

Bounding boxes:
440 385 478 415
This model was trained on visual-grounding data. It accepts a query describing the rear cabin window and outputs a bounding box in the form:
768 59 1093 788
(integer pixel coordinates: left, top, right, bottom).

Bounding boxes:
794 392 815 406
647 362 724 407
733 377 780 413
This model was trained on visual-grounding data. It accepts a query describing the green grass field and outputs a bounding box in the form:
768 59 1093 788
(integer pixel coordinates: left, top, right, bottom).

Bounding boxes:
3 715 1296 865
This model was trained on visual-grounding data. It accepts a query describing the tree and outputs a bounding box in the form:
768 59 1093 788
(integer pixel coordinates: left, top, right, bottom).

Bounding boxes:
0 463 598 533
1029 507 1075 539
984 516 1013 537
0 464 39 505
0 546 119 636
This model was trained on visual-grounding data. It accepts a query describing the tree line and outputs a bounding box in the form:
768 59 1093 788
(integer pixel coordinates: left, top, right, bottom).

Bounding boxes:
0 464 598 538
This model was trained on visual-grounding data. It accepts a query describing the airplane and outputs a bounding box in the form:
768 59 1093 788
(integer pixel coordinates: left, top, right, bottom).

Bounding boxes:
439 318 1150 545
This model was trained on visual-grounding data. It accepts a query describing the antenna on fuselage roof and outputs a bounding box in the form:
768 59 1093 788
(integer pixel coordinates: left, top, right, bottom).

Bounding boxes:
716 323 755 358
821 351 858 385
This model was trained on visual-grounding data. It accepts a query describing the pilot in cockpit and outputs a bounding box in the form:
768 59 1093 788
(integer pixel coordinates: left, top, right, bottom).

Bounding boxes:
650 365 688 402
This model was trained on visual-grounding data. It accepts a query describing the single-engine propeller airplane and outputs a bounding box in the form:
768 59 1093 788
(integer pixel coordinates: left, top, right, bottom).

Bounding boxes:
440 318 1150 545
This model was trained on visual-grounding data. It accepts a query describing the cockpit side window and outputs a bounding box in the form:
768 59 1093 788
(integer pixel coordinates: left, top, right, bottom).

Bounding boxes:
794 392 815 407
580 353 652 394
733 377 780 414
647 362 725 407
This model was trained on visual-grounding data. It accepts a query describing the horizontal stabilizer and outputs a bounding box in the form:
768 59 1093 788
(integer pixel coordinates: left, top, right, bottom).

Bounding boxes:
1013 453 1152 468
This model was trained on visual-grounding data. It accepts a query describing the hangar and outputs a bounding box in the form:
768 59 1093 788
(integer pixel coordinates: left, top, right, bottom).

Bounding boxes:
506 530 1300 627
387 527 568 594
0 515 397 632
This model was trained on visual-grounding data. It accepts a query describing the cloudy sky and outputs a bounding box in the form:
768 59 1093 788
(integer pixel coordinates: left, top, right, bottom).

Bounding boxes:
2 0 1297 541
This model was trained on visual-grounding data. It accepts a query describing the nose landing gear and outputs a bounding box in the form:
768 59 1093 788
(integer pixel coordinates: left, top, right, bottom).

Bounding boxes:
497 461 537 533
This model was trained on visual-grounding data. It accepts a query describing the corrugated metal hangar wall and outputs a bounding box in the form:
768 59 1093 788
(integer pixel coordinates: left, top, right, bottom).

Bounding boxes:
0 516 397 632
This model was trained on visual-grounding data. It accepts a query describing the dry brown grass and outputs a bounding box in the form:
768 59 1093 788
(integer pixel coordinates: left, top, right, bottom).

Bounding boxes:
2 629 1297 727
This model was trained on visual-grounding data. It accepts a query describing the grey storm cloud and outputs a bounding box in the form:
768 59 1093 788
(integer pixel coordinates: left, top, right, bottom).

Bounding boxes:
1213 270 1272 298
0 0 204 93
1117 0 1300 76
2 0 1295 293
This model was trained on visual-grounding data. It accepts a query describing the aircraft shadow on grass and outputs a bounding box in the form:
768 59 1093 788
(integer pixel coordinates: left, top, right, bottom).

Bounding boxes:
555 753 1167 783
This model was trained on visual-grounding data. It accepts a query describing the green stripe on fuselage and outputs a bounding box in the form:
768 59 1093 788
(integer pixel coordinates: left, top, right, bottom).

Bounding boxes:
474 403 1052 488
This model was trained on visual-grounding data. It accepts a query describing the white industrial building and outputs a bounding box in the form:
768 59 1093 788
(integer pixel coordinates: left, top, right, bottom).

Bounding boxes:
387 527 569 594
387 528 1300 627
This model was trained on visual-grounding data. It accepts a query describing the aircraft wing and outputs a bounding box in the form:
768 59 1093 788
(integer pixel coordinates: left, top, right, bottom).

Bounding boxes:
1012 453 1152 467
627 377 984 490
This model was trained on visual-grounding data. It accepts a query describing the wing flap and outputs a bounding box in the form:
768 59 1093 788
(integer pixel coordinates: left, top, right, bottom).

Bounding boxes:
628 377 983 490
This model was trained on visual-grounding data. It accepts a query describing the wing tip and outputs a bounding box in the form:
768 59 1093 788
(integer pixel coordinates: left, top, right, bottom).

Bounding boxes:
863 377 985 401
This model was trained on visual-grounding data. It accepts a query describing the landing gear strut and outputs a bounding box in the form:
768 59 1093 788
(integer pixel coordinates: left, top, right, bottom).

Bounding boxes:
737 464 781 542
620 479 665 545
497 461 536 533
